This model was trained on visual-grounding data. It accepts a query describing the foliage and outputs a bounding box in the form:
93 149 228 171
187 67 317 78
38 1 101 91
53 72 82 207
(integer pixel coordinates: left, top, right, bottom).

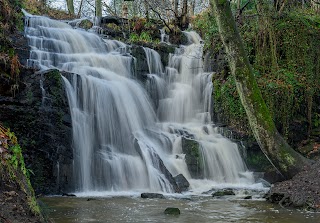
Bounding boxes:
0 0 24 36
192 8 220 51
204 5 320 144
129 31 155 43
213 75 250 134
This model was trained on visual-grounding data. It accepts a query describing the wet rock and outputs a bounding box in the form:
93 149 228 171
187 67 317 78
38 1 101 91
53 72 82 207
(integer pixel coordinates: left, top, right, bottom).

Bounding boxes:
62 193 76 197
141 193 165 199
100 16 124 26
134 139 180 193
78 19 93 30
0 67 73 195
174 174 190 192
212 189 235 197
130 45 149 83
164 207 180 215
181 137 203 179
244 195 252 199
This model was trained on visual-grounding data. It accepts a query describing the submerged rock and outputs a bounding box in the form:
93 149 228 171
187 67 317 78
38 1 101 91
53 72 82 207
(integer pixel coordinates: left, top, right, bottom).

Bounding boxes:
164 207 181 215
212 189 235 197
141 193 165 199
174 174 190 192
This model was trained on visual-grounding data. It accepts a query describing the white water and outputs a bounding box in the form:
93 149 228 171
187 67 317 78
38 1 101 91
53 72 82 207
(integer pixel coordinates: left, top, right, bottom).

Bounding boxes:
24 12 260 195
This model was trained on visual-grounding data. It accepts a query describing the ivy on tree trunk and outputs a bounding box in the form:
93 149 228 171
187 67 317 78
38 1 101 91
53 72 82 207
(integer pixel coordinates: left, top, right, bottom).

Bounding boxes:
210 0 311 179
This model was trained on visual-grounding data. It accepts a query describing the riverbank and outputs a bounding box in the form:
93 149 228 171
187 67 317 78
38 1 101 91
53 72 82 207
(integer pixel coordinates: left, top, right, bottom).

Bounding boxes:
266 159 320 211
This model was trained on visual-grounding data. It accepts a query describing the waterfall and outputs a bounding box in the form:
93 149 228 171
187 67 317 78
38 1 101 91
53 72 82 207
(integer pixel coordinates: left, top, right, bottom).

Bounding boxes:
24 12 255 194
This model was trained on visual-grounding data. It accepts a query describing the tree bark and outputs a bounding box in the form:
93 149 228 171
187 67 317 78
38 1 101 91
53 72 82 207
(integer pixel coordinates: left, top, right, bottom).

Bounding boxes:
66 0 75 15
95 0 102 17
210 0 311 179
77 0 84 17
190 0 196 16
181 0 188 29
144 0 149 22
173 0 179 16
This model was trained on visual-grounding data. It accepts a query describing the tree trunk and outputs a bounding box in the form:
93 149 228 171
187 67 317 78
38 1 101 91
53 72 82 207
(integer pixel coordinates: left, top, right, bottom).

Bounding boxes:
210 0 311 179
144 0 149 22
66 0 74 15
95 0 102 17
190 0 196 16
181 0 188 29
173 0 179 16
77 0 84 17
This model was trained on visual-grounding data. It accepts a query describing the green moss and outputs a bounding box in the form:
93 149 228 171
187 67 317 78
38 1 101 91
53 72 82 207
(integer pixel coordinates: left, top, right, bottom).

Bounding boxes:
1 127 42 216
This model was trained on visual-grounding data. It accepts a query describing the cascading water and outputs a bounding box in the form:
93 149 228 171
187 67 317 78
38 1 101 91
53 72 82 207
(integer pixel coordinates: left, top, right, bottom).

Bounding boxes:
24 11 255 194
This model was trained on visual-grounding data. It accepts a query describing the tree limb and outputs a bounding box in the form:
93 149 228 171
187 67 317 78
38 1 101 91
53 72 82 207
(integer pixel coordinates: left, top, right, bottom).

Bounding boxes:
147 3 173 32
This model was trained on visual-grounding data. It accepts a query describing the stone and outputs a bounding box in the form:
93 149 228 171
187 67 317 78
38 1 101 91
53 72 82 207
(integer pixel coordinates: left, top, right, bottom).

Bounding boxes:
212 189 235 197
181 137 203 179
134 139 180 193
141 193 165 199
62 193 76 197
174 174 190 192
164 207 180 215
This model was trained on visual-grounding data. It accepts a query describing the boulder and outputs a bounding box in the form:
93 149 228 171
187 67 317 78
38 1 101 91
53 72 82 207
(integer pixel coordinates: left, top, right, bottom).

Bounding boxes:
141 193 165 199
212 189 235 197
164 207 180 215
181 137 204 179
134 139 180 193
174 174 190 192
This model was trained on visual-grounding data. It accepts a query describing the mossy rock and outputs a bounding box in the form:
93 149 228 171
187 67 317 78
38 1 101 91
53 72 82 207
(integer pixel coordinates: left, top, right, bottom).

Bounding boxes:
181 137 204 178
78 19 93 30
212 189 235 197
164 207 181 215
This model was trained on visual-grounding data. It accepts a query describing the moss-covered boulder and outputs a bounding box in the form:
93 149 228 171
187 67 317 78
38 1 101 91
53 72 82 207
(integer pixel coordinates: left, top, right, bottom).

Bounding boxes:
212 189 235 197
164 207 181 215
181 137 204 179
78 19 93 30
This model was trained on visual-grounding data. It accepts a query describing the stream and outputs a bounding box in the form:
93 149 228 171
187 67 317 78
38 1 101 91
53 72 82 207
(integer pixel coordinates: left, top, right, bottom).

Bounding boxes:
40 195 320 223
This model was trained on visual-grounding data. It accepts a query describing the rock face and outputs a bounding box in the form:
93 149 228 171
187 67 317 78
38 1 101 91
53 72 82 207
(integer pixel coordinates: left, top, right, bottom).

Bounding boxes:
0 68 73 194
130 43 175 83
181 137 203 179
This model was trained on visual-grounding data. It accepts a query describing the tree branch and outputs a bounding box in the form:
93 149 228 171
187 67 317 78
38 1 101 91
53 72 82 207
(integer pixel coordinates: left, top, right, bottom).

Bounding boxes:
147 3 173 32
